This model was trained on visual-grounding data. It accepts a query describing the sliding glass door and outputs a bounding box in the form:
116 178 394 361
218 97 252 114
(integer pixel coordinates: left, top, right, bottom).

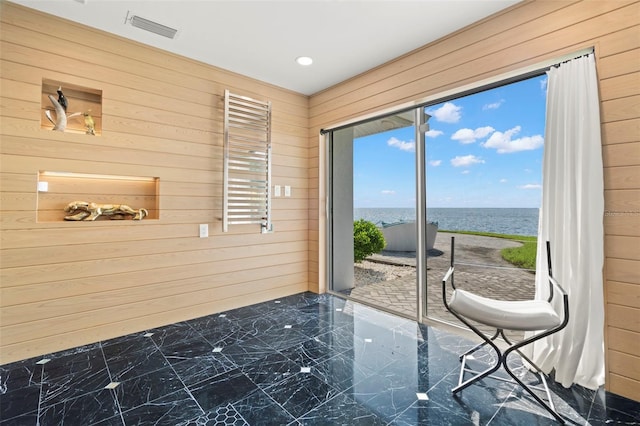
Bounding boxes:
328 110 428 319
327 74 547 332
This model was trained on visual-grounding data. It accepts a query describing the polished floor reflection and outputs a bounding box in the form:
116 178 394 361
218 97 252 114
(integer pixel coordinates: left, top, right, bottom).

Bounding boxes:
1 292 638 425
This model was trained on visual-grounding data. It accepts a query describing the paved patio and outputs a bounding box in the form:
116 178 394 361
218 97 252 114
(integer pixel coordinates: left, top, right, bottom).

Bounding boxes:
345 232 537 340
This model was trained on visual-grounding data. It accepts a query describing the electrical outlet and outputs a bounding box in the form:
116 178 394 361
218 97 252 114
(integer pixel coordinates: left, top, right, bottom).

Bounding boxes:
284 186 291 197
199 224 208 238
37 181 49 192
274 185 281 197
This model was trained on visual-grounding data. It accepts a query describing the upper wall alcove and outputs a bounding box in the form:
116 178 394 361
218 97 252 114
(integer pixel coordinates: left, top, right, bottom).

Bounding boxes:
41 79 102 136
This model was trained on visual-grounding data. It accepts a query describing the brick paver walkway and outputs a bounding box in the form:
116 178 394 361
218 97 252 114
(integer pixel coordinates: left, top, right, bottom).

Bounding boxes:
347 233 536 340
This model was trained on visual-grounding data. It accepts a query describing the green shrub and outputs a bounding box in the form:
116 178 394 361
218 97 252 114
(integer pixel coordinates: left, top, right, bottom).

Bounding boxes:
353 219 386 263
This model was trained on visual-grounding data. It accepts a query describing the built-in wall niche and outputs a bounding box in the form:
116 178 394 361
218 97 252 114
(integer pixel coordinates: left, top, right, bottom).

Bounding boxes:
37 171 159 222
41 80 102 135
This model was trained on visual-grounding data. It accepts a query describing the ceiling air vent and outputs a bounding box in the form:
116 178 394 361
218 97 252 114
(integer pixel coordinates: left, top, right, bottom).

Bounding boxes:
126 12 178 39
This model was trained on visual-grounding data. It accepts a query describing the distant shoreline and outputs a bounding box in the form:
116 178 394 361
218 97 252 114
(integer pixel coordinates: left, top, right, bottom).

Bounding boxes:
354 207 539 237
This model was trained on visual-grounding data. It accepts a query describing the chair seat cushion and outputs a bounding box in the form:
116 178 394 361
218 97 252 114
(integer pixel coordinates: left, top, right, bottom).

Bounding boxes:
449 289 562 331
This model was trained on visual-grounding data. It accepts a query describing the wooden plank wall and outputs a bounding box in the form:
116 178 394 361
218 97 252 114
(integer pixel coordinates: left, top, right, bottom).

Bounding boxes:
308 0 640 401
0 2 310 364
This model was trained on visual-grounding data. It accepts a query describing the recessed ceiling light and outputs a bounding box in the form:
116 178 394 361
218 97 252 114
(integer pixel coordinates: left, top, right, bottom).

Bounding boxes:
296 56 313 66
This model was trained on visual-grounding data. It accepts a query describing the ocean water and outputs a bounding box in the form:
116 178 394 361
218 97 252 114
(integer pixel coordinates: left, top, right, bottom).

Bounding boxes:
354 207 539 237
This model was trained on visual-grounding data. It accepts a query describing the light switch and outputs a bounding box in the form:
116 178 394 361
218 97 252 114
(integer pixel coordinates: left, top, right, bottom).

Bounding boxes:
37 181 49 192
199 224 208 238
274 185 281 197
284 186 291 197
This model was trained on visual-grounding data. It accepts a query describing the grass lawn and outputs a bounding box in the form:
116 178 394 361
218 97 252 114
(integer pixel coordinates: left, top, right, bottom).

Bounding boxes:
439 230 537 270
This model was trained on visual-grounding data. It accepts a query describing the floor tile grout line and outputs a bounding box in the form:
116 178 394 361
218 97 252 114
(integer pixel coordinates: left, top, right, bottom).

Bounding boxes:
148 332 209 417
36 362 45 426
98 341 126 426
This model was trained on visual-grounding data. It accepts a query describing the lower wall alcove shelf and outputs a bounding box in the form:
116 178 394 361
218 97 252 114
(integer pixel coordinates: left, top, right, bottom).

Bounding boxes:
36 171 159 222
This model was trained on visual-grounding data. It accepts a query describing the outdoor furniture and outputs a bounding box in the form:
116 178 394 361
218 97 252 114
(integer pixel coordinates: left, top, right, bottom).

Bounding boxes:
442 237 569 424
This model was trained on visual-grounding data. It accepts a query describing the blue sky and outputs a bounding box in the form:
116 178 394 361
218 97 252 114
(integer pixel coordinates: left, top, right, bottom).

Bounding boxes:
353 75 548 208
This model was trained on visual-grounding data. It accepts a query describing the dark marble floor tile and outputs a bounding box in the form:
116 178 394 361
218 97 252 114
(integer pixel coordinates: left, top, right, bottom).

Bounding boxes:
237 314 287 337
101 332 156 351
588 389 640 425
0 384 40 422
311 351 377 393
45 342 102 360
120 389 203 426
340 364 430 422
339 335 406 372
39 388 120 426
313 327 358 355
232 388 296 425
392 399 476 426
104 343 168 383
160 338 217 362
114 366 185 412
187 314 248 347
0 359 42 390
296 392 387 425
40 347 111 406
240 352 298 389
172 353 235 389
280 337 336 367
0 412 39 426
264 370 338 419
148 322 204 349
220 337 276 367
295 303 336 326
2 292 639 425
221 305 264 322
424 371 515 424
181 403 248 426
490 391 586 425
261 329 310 352
189 368 258 412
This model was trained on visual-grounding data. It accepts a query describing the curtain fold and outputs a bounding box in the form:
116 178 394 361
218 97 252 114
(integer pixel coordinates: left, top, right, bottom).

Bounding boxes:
530 54 605 390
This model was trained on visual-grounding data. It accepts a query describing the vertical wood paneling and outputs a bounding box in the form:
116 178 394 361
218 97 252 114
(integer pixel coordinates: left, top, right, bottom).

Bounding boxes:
308 0 640 401
0 2 309 364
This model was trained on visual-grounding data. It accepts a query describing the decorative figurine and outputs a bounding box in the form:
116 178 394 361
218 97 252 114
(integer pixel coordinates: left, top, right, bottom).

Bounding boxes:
83 112 95 135
57 86 68 111
64 201 148 221
45 94 67 131
44 87 80 132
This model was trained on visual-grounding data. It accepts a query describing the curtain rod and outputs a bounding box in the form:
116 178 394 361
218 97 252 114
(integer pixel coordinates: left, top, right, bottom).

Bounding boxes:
320 47 595 135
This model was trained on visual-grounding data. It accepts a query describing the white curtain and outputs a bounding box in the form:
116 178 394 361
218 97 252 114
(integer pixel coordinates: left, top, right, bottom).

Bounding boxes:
530 54 605 390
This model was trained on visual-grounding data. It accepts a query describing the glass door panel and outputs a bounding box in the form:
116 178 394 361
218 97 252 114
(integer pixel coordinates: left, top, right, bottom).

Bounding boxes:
329 111 418 319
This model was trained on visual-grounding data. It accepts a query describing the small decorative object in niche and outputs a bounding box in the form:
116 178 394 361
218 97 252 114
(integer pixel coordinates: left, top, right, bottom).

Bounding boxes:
41 80 102 135
64 201 148 221
83 112 95 135
44 87 81 132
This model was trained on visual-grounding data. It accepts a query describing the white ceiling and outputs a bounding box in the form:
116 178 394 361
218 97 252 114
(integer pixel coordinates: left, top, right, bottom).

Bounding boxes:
11 0 520 96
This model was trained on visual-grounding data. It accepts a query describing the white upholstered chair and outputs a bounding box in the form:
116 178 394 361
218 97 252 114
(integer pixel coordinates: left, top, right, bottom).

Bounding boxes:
442 237 569 424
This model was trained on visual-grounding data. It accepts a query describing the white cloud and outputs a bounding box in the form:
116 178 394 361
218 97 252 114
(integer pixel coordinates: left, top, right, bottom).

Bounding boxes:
387 137 415 152
451 155 485 167
429 160 442 167
451 126 495 144
381 190 396 195
425 129 443 138
483 99 505 110
461 170 471 174
519 184 541 190
482 126 544 153
500 178 508 183
428 102 462 123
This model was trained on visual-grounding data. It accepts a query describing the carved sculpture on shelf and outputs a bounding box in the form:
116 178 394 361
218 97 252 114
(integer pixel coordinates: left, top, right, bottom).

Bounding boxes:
83 112 95 135
44 86 84 132
64 201 148 221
